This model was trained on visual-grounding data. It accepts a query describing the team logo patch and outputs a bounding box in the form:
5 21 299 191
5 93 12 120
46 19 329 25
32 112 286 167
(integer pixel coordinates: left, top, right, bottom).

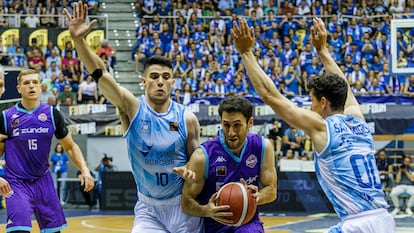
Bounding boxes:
38 113 47 122
169 121 178 131
11 119 19 127
216 166 227 176
246 154 258 168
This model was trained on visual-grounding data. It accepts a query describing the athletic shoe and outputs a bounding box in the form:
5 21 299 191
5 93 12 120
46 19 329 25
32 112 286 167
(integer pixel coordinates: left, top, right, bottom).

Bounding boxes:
391 208 400 216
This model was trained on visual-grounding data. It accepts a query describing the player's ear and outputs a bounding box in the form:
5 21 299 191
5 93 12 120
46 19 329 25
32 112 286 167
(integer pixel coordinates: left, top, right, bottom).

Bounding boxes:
247 117 254 129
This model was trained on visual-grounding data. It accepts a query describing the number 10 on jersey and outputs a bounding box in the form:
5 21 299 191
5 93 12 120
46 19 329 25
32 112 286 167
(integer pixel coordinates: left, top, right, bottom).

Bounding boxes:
156 172 168 186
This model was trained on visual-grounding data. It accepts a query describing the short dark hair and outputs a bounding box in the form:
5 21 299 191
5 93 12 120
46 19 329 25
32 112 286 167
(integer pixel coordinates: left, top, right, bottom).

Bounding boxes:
218 96 253 123
144 56 172 72
307 73 348 111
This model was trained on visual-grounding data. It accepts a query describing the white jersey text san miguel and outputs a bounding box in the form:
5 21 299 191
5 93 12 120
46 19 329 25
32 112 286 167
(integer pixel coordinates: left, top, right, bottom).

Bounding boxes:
124 96 188 199
315 114 388 219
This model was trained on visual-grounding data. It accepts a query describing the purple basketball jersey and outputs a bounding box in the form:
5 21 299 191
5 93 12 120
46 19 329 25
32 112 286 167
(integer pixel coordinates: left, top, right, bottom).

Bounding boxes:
198 131 265 233
3 103 55 180
2 103 67 232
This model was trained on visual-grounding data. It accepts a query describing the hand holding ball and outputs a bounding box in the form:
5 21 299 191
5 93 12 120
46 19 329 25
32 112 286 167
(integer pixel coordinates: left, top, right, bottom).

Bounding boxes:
216 182 257 226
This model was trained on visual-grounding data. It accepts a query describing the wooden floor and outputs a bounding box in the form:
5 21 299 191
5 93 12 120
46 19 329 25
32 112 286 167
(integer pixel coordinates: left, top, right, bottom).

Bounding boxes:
1 213 413 233
0 215 312 233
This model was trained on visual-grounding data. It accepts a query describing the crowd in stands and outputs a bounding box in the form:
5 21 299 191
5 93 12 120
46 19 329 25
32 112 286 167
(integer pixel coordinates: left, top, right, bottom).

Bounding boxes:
0 0 114 106
133 0 414 105
0 0 100 28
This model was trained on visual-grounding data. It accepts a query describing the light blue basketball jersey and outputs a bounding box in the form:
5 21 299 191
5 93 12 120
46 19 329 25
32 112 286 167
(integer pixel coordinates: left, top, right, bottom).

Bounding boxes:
124 96 188 200
315 114 388 219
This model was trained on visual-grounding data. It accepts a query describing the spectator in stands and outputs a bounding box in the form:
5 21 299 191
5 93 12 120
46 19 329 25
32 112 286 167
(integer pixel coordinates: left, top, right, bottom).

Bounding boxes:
24 9 40 28
277 148 296 168
53 73 70 95
62 49 79 73
376 149 394 190
77 74 97 104
367 77 386 95
28 48 45 71
26 37 42 58
347 63 366 88
44 40 60 61
57 84 77 106
404 75 414 97
87 0 100 15
390 155 414 216
182 83 192 106
141 0 157 16
267 118 283 157
282 126 304 157
63 60 81 92
352 80 368 96
50 143 70 205
41 0 57 27
97 39 117 69
39 82 56 105
94 154 117 207
62 41 77 58
46 49 62 71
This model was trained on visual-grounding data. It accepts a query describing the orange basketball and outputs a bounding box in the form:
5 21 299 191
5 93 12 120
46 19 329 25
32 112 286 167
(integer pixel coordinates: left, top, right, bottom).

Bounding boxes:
216 182 257 226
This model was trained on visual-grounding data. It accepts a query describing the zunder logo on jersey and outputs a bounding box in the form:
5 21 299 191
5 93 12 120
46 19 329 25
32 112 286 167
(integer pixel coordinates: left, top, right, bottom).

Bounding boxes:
246 154 258 168
38 113 47 122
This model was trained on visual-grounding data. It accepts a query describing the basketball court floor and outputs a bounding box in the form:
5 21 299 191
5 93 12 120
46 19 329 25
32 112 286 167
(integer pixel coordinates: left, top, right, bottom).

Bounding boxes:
0 207 413 233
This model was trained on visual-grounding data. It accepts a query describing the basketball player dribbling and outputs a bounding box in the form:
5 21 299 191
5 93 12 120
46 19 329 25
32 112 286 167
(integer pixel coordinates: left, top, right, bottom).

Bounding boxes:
181 96 277 233
231 18 395 233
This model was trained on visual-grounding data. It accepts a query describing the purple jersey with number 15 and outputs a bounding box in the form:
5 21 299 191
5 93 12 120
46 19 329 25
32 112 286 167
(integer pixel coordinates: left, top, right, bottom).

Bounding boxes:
3 103 55 180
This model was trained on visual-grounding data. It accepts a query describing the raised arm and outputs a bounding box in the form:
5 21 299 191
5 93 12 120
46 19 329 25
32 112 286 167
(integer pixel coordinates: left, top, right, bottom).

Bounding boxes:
311 18 364 120
64 2 137 120
231 19 325 136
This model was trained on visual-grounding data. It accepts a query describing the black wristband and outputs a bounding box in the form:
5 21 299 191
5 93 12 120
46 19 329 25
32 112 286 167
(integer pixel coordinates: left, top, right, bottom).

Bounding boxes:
91 68 103 83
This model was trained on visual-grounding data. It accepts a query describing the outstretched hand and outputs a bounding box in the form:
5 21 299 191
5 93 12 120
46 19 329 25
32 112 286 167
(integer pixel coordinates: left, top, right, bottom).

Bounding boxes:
173 165 196 182
231 18 256 55
310 17 328 51
63 1 97 40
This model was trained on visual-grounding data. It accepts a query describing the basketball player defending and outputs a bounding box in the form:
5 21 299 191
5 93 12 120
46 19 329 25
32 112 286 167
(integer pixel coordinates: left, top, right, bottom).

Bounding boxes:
64 2 203 232
0 69 95 233
231 18 395 232
182 96 277 233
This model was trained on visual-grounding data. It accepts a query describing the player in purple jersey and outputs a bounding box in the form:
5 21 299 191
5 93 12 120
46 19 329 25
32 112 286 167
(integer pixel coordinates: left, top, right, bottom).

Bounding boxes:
182 96 277 233
232 18 395 233
0 69 94 233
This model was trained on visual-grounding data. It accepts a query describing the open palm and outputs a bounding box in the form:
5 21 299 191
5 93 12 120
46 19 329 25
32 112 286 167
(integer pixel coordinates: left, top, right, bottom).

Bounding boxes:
63 1 97 39
310 17 328 51
231 18 256 54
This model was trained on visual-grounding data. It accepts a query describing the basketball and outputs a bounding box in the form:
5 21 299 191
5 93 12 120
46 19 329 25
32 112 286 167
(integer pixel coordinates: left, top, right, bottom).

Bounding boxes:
216 182 257 226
